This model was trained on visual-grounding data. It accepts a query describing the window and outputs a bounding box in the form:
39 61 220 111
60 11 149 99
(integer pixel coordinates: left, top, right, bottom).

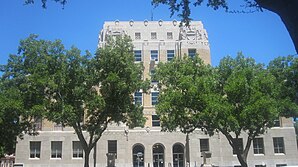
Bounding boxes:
108 140 117 158
134 50 142 62
152 115 160 127
150 68 158 83
253 138 264 154
30 141 41 158
53 123 63 131
151 50 158 61
233 138 243 154
188 49 196 58
273 118 280 127
276 164 287 167
255 165 265 167
133 144 145 167
200 139 209 152
73 141 83 158
151 92 159 105
33 117 42 131
135 32 141 40
273 137 285 154
173 144 184 167
167 50 175 61
134 92 142 105
51 141 62 158
167 32 173 39
153 143 164 167
151 32 157 39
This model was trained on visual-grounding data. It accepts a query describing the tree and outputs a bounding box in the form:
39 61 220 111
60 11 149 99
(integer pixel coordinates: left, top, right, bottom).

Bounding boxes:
268 55 298 118
1 35 148 167
152 0 298 53
154 53 281 167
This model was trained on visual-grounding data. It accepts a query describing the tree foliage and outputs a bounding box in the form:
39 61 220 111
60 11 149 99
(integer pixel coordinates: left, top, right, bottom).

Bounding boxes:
1 35 148 167
154 53 281 167
152 0 298 53
268 55 298 118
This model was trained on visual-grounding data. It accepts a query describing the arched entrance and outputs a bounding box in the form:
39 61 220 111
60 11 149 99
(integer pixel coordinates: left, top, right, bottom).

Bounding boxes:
133 144 145 167
152 143 165 167
173 143 184 167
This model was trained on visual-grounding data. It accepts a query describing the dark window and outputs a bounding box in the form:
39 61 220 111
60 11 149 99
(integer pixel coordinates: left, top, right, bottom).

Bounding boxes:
73 141 83 158
133 144 145 167
135 33 141 40
173 144 184 167
153 144 164 167
200 139 209 152
151 92 159 105
151 50 158 61
108 140 117 158
167 32 173 39
134 92 142 105
51 141 62 158
152 115 160 127
188 49 196 58
134 50 142 62
253 138 264 154
276 164 287 167
233 138 243 155
167 50 175 61
255 165 265 167
30 141 41 158
273 118 281 127
151 32 157 39
273 137 285 153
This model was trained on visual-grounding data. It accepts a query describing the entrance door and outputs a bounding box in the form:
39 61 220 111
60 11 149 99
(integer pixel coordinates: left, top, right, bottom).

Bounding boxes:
173 144 184 167
153 144 164 167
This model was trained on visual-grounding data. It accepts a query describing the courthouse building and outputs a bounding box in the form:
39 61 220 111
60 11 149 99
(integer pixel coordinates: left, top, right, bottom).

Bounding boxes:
15 20 298 167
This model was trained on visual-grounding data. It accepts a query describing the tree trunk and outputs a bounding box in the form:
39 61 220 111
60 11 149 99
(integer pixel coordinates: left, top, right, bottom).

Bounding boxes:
84 149 91 167
256 0 298 53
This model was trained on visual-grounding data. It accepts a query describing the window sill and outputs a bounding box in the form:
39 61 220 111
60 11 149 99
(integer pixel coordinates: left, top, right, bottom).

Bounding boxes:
254 154 265 156
274 153 285 156
72 157 83 160
50 158 62 160
29 158 40 160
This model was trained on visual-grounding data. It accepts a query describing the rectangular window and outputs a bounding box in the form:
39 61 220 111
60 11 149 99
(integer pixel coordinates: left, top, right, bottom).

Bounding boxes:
151 50 158 61
255 165 264 167
233 138 243 155
273 137 285 154
200 139 210 152
151 92 159 105
253 138 264 154
152 115 160 127
188 49 196 58
72 141 83 158
108 140 117 158
53 123 63 131
30 141 41 158
276 164 287 167
51 141 62 158
167 50 175 61
151 32 157 39
135 32 141 40
134 92 142 105
167 32 173 39
134 50 142 62
33 117 42 131
273 118 280 127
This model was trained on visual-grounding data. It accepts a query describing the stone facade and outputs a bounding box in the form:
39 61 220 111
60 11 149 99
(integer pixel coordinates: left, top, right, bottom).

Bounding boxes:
15 20 298 167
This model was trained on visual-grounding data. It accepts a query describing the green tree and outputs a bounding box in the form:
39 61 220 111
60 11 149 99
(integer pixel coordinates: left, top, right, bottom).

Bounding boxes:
1 35 148 167
152 0 298 53
268 55 298 118
154 53 281 167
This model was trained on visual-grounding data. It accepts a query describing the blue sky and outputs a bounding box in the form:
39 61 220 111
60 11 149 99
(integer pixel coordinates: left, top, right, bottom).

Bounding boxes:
0 0 295 66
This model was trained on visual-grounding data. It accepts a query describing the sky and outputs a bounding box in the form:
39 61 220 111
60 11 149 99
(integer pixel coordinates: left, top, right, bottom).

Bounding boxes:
0 0 296 67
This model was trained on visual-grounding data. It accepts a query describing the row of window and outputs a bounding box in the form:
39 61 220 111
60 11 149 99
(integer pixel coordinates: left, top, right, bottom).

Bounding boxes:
229 137 285 155
30 141 83 159
134 92 159 106
135 32 173 40
133 49 196 62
